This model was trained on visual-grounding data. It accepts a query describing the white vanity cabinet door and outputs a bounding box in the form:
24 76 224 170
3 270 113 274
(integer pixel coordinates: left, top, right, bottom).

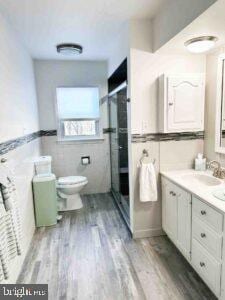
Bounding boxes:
162 178 178 242
177 189 191 260
162 177 191 260
159 74 205 133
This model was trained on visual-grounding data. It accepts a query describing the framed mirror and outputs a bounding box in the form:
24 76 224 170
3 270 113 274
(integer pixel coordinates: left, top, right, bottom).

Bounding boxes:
215 54 225 153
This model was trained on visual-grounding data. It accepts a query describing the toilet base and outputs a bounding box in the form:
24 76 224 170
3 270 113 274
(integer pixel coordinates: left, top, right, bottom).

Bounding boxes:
58 192 83 211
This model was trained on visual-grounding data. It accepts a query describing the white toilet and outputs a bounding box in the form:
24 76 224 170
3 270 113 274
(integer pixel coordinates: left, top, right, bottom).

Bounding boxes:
34 156 88 211
57 176 88 211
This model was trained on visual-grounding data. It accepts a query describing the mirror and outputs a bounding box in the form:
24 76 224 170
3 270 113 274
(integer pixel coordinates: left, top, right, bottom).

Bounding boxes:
215 54 225 153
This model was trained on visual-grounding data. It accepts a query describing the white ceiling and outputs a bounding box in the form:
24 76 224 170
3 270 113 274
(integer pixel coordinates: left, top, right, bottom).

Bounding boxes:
0 0 166 60
157 0 225 55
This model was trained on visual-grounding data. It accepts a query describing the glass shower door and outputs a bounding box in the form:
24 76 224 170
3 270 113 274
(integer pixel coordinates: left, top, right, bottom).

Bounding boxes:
109 94 121 200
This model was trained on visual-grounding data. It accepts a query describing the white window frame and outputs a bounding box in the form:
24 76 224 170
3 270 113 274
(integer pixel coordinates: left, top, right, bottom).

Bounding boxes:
55 86 103 142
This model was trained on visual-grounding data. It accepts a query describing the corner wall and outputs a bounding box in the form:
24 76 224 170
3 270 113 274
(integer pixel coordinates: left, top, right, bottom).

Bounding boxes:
152 0 217 51
129 20 206 238
34 60 110 194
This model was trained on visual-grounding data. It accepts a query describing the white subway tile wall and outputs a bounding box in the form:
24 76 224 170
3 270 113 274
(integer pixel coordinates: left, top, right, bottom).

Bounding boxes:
131 139 204 238
160 140 204 171
2 139 41 283
41 136 111 194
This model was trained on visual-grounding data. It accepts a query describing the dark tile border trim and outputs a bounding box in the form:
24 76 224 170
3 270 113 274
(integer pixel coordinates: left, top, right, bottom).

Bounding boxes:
103 128 111 134
41 130 57 136
0 129 204 155
0 131 41 155
41 129 111 135
222 130 225 138
0 128 112 155
132 131 204 143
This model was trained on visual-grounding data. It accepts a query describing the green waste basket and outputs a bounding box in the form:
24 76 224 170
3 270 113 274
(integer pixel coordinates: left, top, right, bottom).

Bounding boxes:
33 173 57 227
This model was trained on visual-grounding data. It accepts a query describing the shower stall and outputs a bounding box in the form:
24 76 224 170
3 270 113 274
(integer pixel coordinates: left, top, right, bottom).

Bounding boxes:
108 82 130 224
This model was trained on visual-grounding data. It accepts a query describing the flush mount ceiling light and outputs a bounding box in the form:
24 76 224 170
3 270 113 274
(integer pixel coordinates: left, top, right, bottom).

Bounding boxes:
184 36 218 53
56 43 83 55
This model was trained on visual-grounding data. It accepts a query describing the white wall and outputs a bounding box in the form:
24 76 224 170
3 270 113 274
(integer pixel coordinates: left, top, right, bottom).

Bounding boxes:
204 46 225 164
34 60 108 130
34 60 111 194
128 20 206 237
0 14 39 141
107 22 130 77
0 11 40 282
152 0 217 51
130 49 206 134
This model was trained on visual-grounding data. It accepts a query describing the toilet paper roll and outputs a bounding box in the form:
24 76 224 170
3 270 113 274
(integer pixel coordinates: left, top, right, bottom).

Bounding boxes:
82 158 89 165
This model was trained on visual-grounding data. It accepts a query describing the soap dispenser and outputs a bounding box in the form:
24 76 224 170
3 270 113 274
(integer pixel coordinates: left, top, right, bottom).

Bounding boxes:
195 153 206 171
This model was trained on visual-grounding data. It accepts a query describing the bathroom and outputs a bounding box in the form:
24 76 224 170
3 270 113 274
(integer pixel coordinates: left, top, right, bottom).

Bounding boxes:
0 0 225 299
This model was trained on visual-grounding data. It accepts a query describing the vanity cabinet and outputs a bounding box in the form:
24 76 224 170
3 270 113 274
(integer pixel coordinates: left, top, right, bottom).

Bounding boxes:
162 177 224 298
192 197 222 296
158 73 205 133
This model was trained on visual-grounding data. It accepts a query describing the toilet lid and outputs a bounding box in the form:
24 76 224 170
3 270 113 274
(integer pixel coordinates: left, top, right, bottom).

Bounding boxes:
58 176 87 185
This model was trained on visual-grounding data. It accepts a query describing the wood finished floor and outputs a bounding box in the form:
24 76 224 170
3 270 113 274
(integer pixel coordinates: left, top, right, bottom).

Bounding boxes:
17 193 216 300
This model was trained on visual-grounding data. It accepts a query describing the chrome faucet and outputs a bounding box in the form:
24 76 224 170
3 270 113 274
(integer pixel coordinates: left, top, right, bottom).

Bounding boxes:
208 160 225 179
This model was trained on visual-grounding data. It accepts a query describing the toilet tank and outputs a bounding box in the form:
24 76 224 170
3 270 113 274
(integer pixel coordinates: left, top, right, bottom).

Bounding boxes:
34 156 52 176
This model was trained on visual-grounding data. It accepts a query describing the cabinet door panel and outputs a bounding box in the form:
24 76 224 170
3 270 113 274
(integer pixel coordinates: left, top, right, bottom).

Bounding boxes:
167 75 204 131
162 178 191 259
192 239 221 297
162 179 178 242
177 188 191 260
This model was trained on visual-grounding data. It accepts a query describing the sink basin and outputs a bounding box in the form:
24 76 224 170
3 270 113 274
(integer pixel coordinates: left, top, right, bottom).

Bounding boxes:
181 174 222 186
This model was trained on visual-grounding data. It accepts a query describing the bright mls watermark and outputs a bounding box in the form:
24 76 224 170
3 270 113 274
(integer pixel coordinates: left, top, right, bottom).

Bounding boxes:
0 285 48 299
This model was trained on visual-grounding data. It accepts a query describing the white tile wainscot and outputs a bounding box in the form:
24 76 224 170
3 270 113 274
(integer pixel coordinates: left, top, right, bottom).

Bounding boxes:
161 169 225 299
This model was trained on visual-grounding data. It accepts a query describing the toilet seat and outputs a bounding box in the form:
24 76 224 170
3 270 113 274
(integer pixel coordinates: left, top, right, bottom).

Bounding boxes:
58 176 87 186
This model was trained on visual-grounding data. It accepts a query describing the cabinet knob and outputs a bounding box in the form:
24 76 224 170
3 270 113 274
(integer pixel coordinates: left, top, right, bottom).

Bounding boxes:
169 191 176 196
201 210 206 215
200 233 206 238
168 102 173 106
200 262 205 267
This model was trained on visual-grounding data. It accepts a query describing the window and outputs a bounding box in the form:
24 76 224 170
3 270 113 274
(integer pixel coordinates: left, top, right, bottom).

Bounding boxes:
56 87 101 141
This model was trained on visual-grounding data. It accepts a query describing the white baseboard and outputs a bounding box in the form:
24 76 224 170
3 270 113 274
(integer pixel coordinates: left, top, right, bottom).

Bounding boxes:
133 227 165 239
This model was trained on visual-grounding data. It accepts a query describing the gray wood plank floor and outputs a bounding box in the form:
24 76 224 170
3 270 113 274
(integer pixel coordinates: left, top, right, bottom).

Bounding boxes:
17 193 216 300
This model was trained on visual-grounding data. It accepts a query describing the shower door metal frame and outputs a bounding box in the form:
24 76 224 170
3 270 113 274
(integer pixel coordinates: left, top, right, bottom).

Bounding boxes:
108 81 130 225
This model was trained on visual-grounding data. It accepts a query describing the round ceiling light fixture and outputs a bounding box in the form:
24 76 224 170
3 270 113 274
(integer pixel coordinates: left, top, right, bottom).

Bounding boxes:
56 43 83 55
184 36 218 53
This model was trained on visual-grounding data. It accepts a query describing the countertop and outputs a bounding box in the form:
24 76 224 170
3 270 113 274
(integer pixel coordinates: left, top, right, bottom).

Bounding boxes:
161 169 225 214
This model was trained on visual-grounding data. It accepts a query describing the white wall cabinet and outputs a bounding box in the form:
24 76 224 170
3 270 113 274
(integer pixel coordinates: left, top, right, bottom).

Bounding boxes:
158 73 205 133
162 177 224 298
